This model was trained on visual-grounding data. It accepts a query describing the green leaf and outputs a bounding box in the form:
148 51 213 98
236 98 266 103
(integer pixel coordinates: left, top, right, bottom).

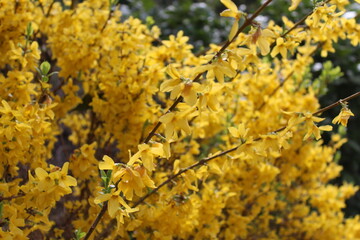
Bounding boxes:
40 61 51 75
313 61 343 96
73 229 86 240
146 16 155 27
41 76 49 83
0 202 3 218
26 22 33 37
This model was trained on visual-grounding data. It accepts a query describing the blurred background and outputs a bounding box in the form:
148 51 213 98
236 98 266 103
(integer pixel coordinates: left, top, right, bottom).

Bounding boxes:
118 0 360 216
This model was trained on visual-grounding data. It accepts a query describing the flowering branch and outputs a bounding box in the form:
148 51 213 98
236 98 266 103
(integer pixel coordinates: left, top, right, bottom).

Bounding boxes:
281 0 330 38
134 90 360 207
132 146 237 208
143 0 273 144
85 2 274 239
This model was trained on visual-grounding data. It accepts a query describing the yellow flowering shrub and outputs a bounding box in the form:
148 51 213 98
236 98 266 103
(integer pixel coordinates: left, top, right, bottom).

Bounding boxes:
1 0 360 239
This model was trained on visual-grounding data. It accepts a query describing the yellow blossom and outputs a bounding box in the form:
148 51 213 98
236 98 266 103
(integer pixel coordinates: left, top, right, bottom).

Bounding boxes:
159 111 191 139
94 189 136 218
220 0 243 40
34 168 55 192
195 56 237 83
228 123 250 143
131 143 164 172
99 155 116 170
160 64 201 106
250 27 275 55
117 165 155 200
332 107 354 127
271 37 288 58
289 0 301 11
55 162 77 192
301 112 333 140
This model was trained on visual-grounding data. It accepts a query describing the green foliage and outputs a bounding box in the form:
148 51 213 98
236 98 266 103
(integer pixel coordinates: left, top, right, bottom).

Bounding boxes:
313 61 343 97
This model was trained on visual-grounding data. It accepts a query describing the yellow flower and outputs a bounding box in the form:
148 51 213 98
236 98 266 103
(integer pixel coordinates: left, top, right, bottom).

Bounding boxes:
198 82 224 111
131 143 163 172
56 162 77 192
159 111 191 139
160 64 201 106
35 168 55 192
301 113 333 140
117 165 155 200
271 37 288 59
251 27 275 56
332 107 354 127
99 155 116 170
228 123 249 143
8 41 40 70
94 189 136 218
195 57 236 83
220 0 243 40
289 0 301 11
99 155 128 182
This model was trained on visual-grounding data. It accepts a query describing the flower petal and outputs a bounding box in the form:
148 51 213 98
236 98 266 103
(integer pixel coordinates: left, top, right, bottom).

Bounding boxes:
221 0 238 13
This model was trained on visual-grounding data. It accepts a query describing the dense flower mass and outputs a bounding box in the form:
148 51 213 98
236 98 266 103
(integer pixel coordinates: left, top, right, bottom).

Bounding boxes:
0 0 360 239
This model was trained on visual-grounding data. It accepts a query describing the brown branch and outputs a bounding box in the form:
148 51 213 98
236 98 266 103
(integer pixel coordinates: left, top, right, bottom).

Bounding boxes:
83 201 108 240
101 10 113 33
0 192 25 202
313 91 360 115
45 0 55 17
71 0 78 10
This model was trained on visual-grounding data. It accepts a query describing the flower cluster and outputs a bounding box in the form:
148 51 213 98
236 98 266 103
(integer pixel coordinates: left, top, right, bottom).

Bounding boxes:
0 0 359 239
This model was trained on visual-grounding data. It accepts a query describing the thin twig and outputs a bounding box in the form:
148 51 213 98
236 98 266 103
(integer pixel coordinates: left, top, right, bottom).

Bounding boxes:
101 10 113 33
0 193 25 202
45 0 55 17
83 202 108 240
313 91 360 115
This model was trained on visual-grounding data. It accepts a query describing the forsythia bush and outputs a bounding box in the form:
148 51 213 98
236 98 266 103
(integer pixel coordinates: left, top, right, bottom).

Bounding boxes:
1 0 360 239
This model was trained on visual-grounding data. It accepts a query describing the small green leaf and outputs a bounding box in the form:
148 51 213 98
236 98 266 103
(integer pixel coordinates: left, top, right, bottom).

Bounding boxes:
74 229 86 240
334 151 341 163
26 22 33 37
146 16 155 27
42 76 49 83
0 202 3 218
100 170 106 178
40 61 51 75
